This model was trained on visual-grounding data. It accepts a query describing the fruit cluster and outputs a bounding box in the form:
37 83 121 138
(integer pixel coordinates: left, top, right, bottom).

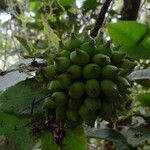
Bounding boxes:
41 33 136 127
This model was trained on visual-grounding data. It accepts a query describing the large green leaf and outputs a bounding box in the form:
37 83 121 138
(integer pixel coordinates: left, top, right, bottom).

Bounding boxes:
41 126 87 150
107 21 150 59
58 0 75 7
87 129 133 150
0 111 35 150
137 92 150 107
127 126 150 146
0 78 48 115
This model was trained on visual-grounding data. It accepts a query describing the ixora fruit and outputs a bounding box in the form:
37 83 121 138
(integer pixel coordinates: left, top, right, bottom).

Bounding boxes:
100 80 118 96
70 50 90 66
66 109 80 122
54 57 71 72
83 64 101 79
51 92 68 106
69 82 85 99
48 80 61 92
56 107 66 121
85 79 100 98
67 65 82 79
121 58 136 71
101 65 118 80
57 50 70 57
92 53 111 67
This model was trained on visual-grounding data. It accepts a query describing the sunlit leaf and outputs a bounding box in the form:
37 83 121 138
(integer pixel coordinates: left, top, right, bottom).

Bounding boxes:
137 92 150 107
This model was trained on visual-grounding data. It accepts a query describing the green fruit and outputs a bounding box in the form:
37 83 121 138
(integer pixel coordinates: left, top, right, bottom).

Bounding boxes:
80 40 96 56
101 65 118 80
68 98 82 110
79 105 97 126
92 54 111 67
116 76 130 89
69 82 85 99
121 59 136 71
78 32 92 43
70 50 90 66
45 53 55 65
54 57 71 72
67 65 82 79
56 107 66 121
47 80 61 92
57 74 72 90
111 51 126 65
84 97 101 111
101 80 118 96
57 50 70 57
65 33 81 51
66 109 80 122
85 79 100 98
43 97 57 109
51 92 68 106
42 65 57 79
96 42 113 56
83 64 100 79
137 93 150 107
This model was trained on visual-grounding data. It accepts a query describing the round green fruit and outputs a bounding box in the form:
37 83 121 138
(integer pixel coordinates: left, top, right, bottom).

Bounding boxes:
92 54 111 67
69 82 85 99
42 65 57 79
43 97 57 109
51 92 68 106
84 97 101 111
116 76 130 89
83 64 101 79
57 73 72 90
67 65 82 79
54 57 71 72
121 59 136 71
101 65 118 80
47 80 61 92
85 79 100 98
100 80 118 96
57 50 70 57
56 107 66 121
66 109 80 122
70 50 90 66
68 98 82 110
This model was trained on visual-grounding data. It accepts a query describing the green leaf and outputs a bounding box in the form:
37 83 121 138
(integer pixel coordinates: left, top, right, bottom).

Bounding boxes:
41 126 87 150
15 36 36 55
43 21 60 49
0 78 48 115
88 129 133 150
127 126 150 146
82 0 98 13
137 92 150 107
127 69 150 80
107 21 150 59
0 111 35 150
58 0 75 7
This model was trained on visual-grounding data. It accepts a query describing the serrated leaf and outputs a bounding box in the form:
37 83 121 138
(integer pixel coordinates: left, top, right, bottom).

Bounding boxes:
107 21 150 59
88 129 133 150
0 78 48 115
137 92 150 107
41 126 87 150
0 111 35 150
127 126 150 146
127 69 150 80
43 22 60 49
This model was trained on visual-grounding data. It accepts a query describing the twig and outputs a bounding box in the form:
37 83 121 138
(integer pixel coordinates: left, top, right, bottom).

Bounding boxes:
90 0 112 38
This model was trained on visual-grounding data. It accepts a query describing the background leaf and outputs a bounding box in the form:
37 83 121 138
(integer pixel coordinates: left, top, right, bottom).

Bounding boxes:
0 78 48 115
0 111 35 150
87 129 133 150
107 21 150 59
137 92 150 107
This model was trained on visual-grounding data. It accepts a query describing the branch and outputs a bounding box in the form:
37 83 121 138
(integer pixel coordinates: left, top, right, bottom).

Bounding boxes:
90 0 112 38
120 0 141 20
